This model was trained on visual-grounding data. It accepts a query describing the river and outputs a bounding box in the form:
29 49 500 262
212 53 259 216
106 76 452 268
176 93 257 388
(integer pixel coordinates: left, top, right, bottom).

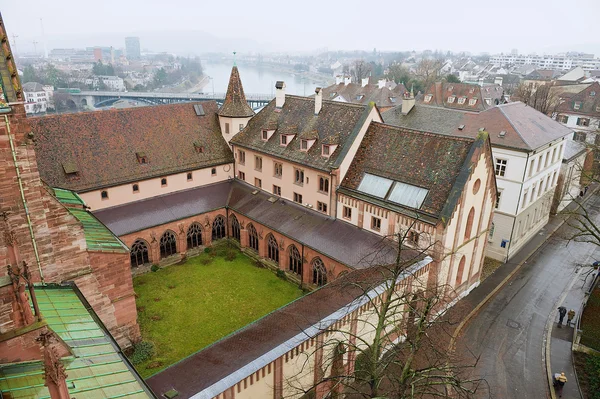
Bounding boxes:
200 62 333 97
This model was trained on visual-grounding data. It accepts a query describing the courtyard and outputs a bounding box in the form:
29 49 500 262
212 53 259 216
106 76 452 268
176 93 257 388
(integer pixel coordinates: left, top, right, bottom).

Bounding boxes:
131 244 304 378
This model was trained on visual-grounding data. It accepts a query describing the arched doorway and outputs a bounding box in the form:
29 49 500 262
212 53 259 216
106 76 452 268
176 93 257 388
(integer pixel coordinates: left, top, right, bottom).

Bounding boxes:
130 239 150 267
231 215 241 242
212 215 226 240
160 230 177 259
267 234 279 263
288 245 302 276
248 224 259 252
312 258 327 286
187 223 203 249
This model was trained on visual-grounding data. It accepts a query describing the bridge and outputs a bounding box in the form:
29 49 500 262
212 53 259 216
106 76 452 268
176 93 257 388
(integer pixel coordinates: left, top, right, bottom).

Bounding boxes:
67 90 273 109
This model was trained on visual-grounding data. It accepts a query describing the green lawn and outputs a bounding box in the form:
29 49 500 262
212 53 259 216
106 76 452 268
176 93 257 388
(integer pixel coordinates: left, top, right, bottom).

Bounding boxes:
132 247 304 378
581 283 600 351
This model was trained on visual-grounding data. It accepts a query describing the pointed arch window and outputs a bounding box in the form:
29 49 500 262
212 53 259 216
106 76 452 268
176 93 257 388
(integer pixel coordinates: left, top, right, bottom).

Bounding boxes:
289 245 302 276
231 215 241 242
212 215 226 240
312 258 327 286
267 234 279 263
130 239 150 267
248 224 259 252
160 230 177 259
455 255 466 287
187 223 203 249
464 207 475 240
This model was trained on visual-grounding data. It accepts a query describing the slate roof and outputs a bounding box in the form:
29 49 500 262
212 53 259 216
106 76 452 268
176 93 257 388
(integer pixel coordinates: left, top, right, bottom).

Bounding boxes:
320 82 407 109
230 95 373 172
383 102 572 152
555 82 600 117
93 181 232 236
218 66 254 118
339 122 481 221
421 82 503 111
31 101 233 192
524 69 562 81
0 285 153 399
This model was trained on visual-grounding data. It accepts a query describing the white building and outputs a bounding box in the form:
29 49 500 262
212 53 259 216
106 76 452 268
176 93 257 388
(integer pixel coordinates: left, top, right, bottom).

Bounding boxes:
97 75 126 91
490 53 600 71
22 82 49 114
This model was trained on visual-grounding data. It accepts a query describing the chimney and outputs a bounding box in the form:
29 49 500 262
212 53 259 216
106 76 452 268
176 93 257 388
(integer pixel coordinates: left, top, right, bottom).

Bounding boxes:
275 81 286 108
335 75 343 85
361 78 369 87
378 79 386 89
478 77 484 86
401 86 415 115
494 76 504 86
314 87 323 115
344 76 351 85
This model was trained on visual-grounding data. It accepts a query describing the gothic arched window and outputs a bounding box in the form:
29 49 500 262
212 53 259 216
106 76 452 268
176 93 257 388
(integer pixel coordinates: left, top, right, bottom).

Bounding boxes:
248 224 259 252
231 215 241 242
130 239 150 267
312 258 327 286
289 245 302 276
212 215 226 240
160 230 177 259
267 234 279 263
187 223 203 249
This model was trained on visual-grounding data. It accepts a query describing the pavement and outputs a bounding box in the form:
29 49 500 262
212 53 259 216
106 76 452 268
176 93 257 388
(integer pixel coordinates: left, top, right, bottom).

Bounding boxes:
447 186 600 398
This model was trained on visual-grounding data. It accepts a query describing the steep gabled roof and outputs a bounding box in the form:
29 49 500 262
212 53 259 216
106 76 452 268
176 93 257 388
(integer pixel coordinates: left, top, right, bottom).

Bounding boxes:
320 82 406 108
218 66 254 118
555 82 600 117
31 101 234 192
421 82 503 111
339 122 479 221
230 96 372 172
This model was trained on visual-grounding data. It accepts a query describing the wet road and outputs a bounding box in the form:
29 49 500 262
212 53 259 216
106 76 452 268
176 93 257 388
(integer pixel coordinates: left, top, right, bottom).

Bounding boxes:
456 194 600 398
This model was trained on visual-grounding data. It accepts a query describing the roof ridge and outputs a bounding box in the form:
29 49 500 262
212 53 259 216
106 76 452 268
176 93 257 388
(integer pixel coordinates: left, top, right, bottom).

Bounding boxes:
371 121 476 143
285 94 368 109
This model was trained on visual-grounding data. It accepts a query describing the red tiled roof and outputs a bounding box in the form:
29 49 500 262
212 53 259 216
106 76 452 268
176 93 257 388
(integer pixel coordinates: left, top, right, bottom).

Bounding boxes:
31 101 234 192
421 82 503 111
218 66 254 118
320 82 406 108
555 82 600 117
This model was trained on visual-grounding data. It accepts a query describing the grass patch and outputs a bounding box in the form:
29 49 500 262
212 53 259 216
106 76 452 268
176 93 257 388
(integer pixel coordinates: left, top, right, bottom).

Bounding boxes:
574 351 600 399
581 284 600 351
132 248 304 378
481 257 503 282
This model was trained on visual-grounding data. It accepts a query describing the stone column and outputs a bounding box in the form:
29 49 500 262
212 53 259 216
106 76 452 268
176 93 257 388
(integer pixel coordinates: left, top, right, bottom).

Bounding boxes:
273 357 283 399
240 228 249 248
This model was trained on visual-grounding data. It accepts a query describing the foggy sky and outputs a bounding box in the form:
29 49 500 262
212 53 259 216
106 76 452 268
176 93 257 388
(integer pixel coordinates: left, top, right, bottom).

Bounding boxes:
3 0 600 56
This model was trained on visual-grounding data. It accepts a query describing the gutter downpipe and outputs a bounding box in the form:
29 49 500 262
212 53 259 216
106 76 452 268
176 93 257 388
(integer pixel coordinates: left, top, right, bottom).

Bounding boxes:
5 115 44 284
505 152 530 263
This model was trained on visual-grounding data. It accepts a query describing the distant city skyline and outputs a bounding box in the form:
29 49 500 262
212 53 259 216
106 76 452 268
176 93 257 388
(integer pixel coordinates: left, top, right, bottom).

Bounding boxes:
3 0 599 56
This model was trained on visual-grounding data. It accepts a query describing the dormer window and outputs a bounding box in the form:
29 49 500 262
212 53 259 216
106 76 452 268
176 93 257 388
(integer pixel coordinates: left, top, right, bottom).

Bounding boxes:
448 96 456 103
193 142 204 153
389 97 396 103
322 145 336 157
424 94 432 102
590 91 596 97
136 152 148 164
330 92 337 98
485 98 491 105
469 98 477 106
469 87 475 94
447 86 454 91
281 135 288 146
280 134 294 146
458 97 466 105
574 101 582 110
356 95 364 100
301 139 308 151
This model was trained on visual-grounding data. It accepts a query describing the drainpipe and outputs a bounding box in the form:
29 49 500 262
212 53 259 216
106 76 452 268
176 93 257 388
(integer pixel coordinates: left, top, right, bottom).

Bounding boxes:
5 115 44 284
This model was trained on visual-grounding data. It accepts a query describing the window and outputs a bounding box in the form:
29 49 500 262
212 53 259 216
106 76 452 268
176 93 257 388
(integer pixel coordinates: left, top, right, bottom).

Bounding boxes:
255 178 262 188
574 131 587 142
495 190 502 209
545 152 550 168
468 98 477 106
464 207 475 240
289 245 302 276
160 230 177 259
322 145 330 156
255 155 262 171
488 222 495 242
485 98 491 105
248 224 259 252
557 115 568 123
371 216 381 231
529 159 535 177
343 206 352 219
262 130 268 140
239 124 244 131
281 135 288 146
319 177 329 193
455 256 466 287
132 184 139 193
211 168 217 176
130 239 150 267
574 102 582 110
238 150 245 164
495 158 507 177
458 97 466 105
424 94 432 102
212 215 226 240
267 234 279 263
312 258 327 286
447 96 456 103
293 192 303 204
294 168 304 185
230 215 241 242
552 148 557 163
101 190 108 199
274 162 283 178
225 123 230 134
317 201 327 213
591 91 596 97
273 185 281 196
531 184 537 203
521 189 528 209
236 171 245 182
161 178 167 187
301 140 308 150
187 172 193 181
577 118 590 127
408 231 419 246
187 223 203 249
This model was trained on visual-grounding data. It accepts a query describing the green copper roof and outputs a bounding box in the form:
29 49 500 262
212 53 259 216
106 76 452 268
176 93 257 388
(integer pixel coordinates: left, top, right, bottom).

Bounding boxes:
52 187 128 253
0 286 153 398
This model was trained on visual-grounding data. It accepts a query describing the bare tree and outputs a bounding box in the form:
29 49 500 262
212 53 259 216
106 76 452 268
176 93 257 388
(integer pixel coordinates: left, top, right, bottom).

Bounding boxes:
414 59 443 91
351 60 372 84
513 83 560 115
284 220 486 399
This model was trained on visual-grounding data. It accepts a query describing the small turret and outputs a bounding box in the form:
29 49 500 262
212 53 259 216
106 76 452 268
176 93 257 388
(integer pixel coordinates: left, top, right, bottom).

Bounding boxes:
218 60 255 145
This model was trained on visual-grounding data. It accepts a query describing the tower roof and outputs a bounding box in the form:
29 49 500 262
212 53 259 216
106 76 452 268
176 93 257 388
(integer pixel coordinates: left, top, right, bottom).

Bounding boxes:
218 66 254 118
